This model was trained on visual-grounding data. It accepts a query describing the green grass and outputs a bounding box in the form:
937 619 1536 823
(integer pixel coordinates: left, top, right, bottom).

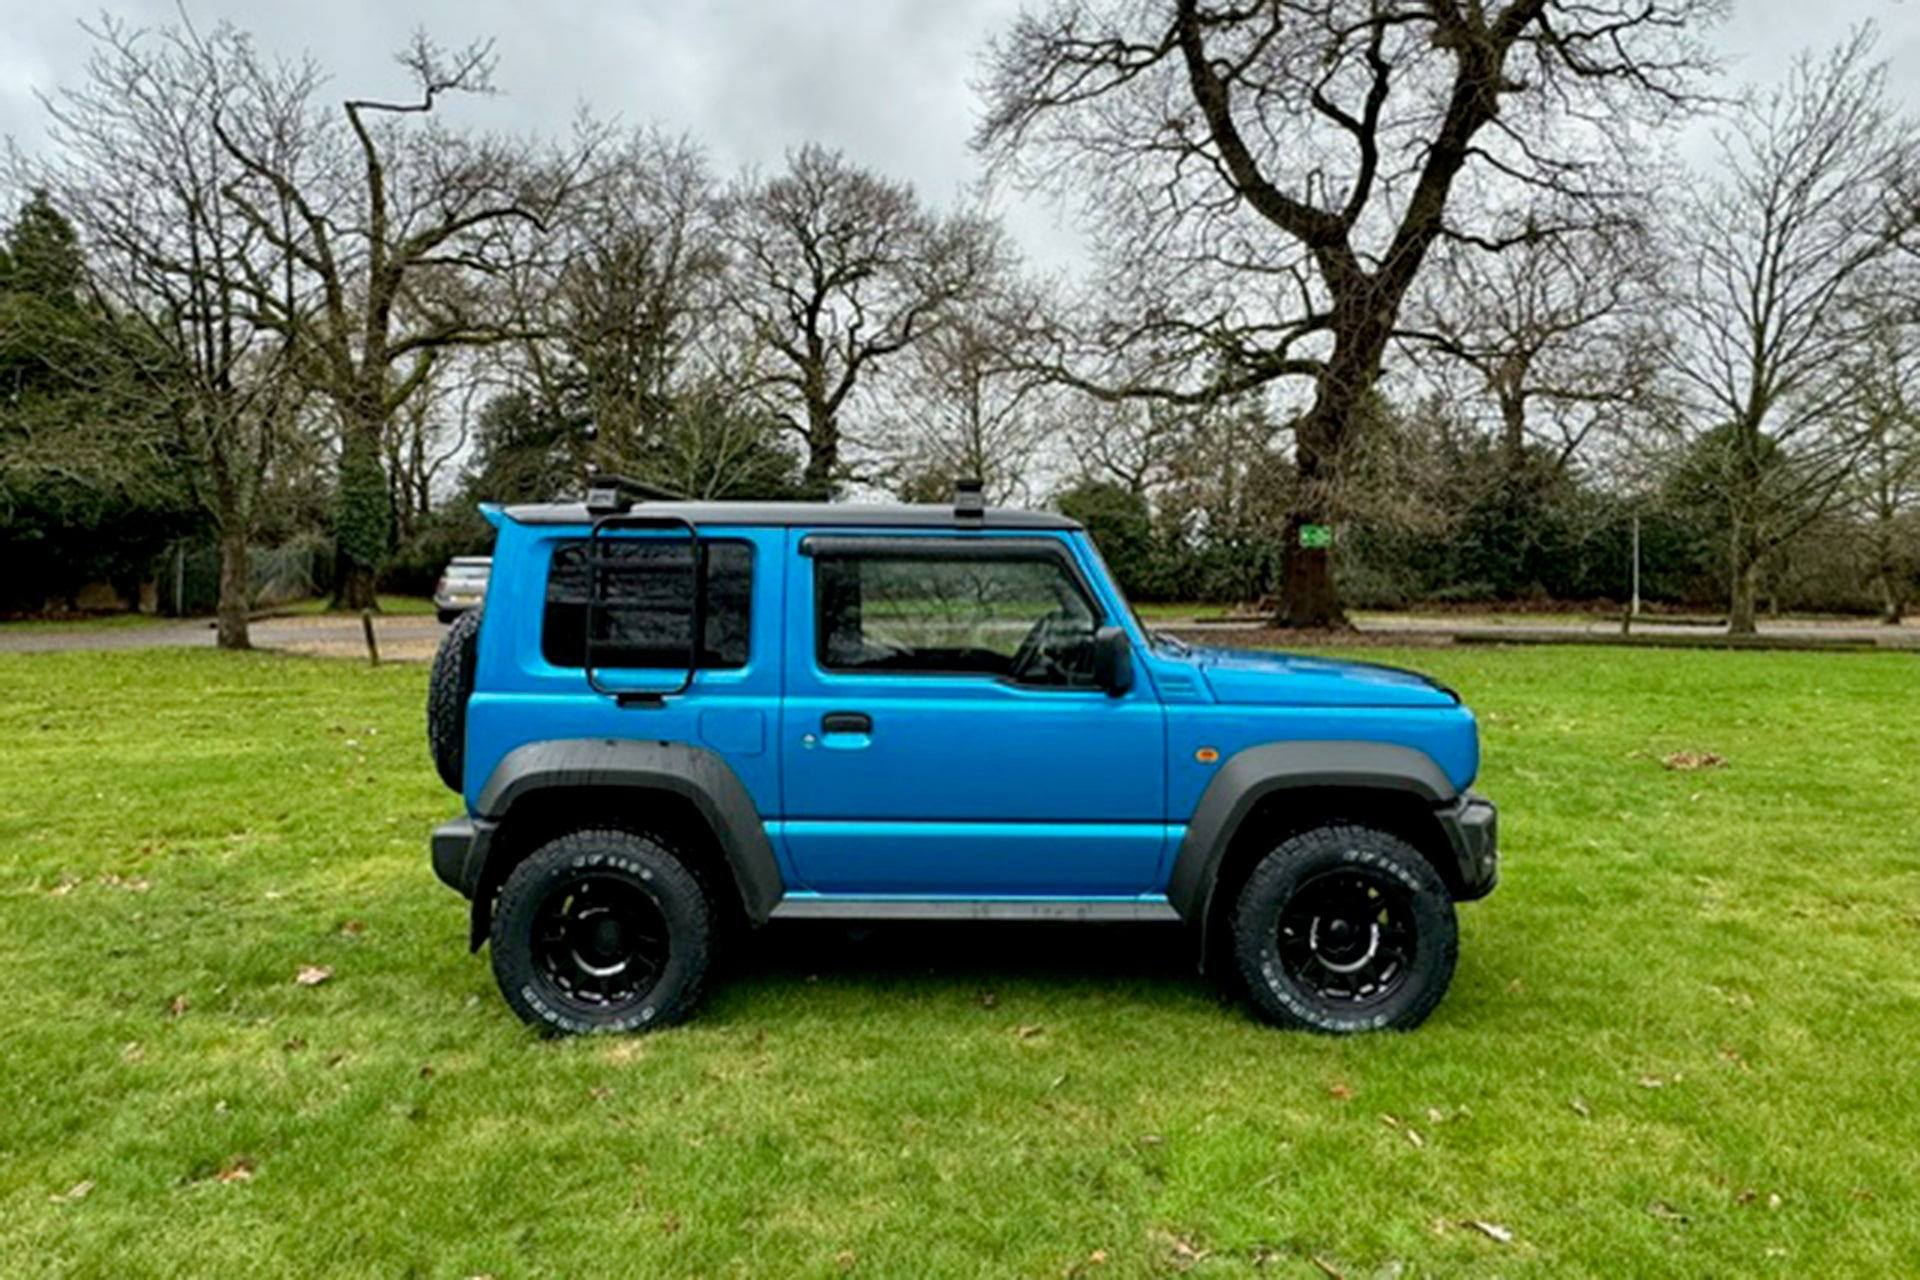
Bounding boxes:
278 594 437 617
2 647 1917 1276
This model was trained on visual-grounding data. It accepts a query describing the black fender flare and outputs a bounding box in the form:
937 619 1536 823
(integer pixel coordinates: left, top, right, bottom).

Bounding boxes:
1166 741 1459 937
461 738 785 948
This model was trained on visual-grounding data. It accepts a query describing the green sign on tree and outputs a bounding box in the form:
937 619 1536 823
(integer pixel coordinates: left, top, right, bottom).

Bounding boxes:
1299 523 1333 550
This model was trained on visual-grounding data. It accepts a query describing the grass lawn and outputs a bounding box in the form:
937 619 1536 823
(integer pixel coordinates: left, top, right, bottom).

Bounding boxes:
2 647 1917 1276
0 612 177 634
278 594 438 617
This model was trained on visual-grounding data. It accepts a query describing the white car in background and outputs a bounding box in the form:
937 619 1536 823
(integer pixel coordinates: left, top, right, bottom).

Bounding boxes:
433 557 490 624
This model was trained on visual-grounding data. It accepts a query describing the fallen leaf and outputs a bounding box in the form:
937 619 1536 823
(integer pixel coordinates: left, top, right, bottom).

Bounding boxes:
49 876 79 897
1378 1114 1400 1129
294 966 334 987
974 991 999 1009
418 1065 435 1080
1661 750 1726 772
1308 1255 1345 1279
834 1249 856 1271
1426 1107 1445 1123
120 1041 144 1064
214 1157 254 1184
1645 1199 1687 1224
166 995 190 1017
1137 1134 1165 1147
1570 1097 1591 1118
50 1180 94 1203
1464 1220 1514 1244
1015 1023 1044 1040
1327 1080 1357 1101
339 919 367 936
282 1037 308 1052
1767 1193 1783 1211
590 1085 613 1101
1638 1075 1667 1089
1736 1188 1758 1205
1405 1128 1426 1149
1149 1230 1209 1272
659 1215 680 1234
1087 1249 1108 1264
1850 1188 1875 1203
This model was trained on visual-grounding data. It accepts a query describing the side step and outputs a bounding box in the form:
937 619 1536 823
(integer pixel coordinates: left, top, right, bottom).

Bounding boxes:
768 897 1183 923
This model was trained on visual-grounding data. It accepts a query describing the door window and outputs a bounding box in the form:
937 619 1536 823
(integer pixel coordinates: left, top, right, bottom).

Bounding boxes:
814 548 1103 688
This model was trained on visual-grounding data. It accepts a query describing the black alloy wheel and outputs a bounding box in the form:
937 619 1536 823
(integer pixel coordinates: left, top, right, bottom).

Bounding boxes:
490 829 713 1035
1231 824 1458 1033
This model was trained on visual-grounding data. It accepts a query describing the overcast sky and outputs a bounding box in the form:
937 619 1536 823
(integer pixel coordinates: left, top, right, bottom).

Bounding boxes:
6 0 1920 264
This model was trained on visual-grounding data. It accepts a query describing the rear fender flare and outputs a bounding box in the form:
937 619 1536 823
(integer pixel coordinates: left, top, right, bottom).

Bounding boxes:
465 739 784 948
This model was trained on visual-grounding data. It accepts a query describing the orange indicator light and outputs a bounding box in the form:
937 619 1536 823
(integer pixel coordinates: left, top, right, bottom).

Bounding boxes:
1195 747 1220 764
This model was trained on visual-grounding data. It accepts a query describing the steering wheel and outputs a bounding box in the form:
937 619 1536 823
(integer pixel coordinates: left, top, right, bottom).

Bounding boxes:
1009 612 1065 683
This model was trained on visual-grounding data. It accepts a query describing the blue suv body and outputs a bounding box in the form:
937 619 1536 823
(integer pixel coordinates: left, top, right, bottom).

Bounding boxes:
428 484 1497 1035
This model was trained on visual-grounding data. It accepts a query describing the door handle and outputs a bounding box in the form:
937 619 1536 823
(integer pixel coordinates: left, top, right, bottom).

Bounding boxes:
820 711 872 735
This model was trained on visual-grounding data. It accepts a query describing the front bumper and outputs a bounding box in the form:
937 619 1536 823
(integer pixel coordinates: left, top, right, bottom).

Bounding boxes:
1436 791 1499 900
431 816 496 899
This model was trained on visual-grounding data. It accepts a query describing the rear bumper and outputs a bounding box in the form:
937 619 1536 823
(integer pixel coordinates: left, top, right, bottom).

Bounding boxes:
1436 792 1499 901
431 816 495 900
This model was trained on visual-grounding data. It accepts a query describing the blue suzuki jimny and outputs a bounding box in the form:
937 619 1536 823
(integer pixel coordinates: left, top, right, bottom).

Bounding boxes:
427 478 1497 1036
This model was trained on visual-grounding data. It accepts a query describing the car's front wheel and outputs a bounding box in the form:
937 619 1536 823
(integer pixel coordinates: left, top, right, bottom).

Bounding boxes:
490 829 713 1035
1231 824 1458 1033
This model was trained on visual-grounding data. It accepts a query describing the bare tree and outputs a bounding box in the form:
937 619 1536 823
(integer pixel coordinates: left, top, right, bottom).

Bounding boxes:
19 17 315 647
722 144 998 496
871 264 1058 504
1404 216 1665 472
1843 302 1920 622
218 33 580 607
1667 28 1918 633
980 0 1715 626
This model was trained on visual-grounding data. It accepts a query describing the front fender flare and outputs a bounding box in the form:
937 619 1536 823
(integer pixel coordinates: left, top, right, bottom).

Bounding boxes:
1166 740 1458 924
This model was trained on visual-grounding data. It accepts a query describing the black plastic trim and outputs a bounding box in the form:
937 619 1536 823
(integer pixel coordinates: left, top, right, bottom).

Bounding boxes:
465 739 785 945
1166 741 1460 921
1436 791 1500 900
505 501 1080 530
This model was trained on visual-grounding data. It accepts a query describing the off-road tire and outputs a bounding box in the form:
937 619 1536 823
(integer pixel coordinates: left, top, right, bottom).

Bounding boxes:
489 828 713 1036
426 607 482 791
1231 824 1458 1033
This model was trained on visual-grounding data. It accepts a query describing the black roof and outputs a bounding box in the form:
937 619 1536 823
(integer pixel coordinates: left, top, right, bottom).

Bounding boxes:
499 500 1081 531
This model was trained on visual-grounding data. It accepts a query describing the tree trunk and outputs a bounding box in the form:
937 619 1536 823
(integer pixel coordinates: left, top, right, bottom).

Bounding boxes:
802 400 839 499
332 408 390 611
1728 554 1759 636
1270 348 1371 630
215 530 252 650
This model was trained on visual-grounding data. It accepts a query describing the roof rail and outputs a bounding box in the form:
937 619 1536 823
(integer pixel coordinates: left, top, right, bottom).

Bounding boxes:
583 473 689 516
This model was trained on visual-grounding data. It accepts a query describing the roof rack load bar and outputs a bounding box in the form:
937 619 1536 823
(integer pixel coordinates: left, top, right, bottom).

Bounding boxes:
584 473 689 516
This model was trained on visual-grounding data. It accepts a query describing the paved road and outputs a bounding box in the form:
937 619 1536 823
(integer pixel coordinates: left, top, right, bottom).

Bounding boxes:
6 610 1916 659
0 613 448 660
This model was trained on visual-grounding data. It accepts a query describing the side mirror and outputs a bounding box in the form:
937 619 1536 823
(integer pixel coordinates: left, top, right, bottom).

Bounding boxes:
1092 625 1134 696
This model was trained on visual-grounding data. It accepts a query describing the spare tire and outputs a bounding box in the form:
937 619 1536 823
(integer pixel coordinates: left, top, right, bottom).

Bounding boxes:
427 608 482 792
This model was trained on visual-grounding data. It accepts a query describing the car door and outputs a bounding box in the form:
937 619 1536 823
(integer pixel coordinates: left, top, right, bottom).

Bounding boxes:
777 531 1166 896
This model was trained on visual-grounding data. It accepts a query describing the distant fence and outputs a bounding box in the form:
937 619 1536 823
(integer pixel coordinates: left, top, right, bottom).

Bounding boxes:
155 540 328 616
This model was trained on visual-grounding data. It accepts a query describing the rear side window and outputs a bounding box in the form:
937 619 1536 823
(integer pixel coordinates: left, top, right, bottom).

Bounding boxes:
543 539 753 670
814 548 1101 687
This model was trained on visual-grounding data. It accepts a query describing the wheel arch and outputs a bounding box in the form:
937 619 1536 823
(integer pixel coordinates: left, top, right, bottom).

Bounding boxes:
462 739 784 951
1166 742 1465 967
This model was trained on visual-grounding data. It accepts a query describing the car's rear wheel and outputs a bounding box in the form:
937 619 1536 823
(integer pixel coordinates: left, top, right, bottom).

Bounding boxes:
1231 824 1457 1033
490 829 713 1035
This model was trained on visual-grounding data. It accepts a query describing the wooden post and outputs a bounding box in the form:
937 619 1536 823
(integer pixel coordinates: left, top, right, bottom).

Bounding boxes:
360 609 380 666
